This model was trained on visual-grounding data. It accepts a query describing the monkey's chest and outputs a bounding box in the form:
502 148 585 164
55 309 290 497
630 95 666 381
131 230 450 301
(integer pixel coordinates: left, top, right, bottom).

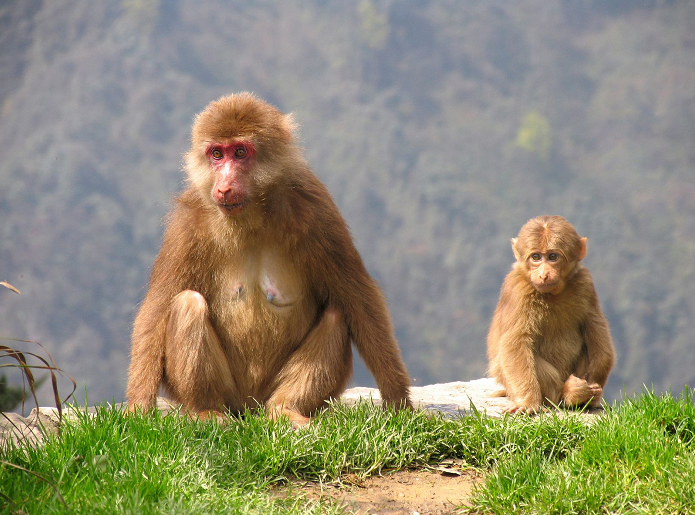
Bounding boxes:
224 271 299 308
536 324 583 354
535 305 585 368
207 251 317 395
210 250 317 347
218 250 307 308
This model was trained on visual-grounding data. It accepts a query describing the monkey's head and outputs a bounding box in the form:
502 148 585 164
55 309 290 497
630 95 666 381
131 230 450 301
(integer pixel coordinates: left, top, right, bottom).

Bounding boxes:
512 215 587 294
184 92 300 217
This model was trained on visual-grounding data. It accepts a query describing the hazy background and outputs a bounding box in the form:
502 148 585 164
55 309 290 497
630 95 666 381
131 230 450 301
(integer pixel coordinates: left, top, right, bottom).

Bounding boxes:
1 0 694 407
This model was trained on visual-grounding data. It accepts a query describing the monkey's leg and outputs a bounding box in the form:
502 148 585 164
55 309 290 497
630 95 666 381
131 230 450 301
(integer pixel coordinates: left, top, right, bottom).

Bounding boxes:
163 290 242 418
266 306 351 426
535 359 601 409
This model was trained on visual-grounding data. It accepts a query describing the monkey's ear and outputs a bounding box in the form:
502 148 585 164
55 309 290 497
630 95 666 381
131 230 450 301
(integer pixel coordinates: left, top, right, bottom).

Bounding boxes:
577 237 588 261
281 113 298 143
511 238 522 262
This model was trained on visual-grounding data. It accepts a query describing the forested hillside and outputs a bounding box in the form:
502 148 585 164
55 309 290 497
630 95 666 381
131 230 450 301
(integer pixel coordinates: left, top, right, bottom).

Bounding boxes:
1 0 693 405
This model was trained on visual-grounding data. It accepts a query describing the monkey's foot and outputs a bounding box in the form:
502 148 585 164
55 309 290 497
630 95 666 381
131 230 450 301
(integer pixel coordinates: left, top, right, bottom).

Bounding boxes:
268 406 311 428
588 385 605 408
504 404 544 415
563 375 603 407
187 409 230 424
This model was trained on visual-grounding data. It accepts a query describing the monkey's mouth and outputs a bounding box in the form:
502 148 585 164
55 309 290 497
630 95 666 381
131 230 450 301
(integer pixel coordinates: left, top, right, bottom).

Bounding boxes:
533 282 561 294
218 200 250 214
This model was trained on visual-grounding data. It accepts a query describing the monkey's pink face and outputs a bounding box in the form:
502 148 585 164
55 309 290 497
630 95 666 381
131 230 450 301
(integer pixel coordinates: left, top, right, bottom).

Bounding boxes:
527 251 564 294
206 141 256 215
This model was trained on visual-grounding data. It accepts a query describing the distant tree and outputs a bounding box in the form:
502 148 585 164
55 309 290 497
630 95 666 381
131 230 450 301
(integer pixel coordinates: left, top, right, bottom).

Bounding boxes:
0 374 23 412
358 0 388 49
122 0 161 35
515 110 552 161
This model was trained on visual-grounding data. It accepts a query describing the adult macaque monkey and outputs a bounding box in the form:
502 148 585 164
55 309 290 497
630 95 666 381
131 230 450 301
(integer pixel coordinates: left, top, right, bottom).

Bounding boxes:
487 215 615 414
126 93 411 425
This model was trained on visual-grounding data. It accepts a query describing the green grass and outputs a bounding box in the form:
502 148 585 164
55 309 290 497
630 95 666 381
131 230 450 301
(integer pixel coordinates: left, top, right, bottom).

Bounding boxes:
1 389 694 514
470 388 695 514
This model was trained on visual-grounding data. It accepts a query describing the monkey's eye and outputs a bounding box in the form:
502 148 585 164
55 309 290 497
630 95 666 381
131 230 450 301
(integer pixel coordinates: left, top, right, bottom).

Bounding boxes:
211 148 224 160
234 147 247 158
548 253 559 261
531 253 542 262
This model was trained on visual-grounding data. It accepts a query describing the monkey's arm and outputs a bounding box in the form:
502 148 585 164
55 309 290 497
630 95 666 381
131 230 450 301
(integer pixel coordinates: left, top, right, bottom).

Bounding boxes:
126 209 195 410
126 291 169 410
322 244 411 408
488 273 544 411
300 209 411 408
581 292 616 387
498 326 544 412
343 266 412 409
289 176 411 409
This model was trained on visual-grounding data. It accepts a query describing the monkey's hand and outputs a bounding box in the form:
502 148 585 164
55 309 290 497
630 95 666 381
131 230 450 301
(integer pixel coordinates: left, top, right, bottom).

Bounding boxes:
504 387 545 415
382 397 414 412
126 400 152 414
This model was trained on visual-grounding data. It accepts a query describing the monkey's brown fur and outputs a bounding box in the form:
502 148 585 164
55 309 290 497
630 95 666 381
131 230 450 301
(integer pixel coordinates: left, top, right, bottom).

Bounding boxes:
487 215 615 413
126 93 411 425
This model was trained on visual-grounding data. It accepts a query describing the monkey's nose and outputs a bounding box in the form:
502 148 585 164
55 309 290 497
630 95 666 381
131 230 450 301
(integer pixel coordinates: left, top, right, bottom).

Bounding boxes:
216 187 231 199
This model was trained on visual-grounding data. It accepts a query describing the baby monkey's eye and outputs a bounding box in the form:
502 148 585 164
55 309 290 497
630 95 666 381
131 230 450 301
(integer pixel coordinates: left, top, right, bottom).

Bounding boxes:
548 253 559 261
531 253 542 262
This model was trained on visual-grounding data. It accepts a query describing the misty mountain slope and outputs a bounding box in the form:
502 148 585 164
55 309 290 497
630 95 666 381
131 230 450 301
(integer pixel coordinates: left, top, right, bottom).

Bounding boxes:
0 0 693 403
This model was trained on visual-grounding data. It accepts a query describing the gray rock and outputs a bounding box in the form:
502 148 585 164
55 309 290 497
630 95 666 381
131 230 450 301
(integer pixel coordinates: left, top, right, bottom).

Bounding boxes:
0 378 602 449
341 378 515 417
340 378 603 420
0 408 61 449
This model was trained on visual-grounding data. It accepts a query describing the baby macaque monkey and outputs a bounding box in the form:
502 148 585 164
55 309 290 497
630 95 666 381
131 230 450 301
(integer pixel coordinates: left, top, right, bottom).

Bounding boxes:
487 215 616 413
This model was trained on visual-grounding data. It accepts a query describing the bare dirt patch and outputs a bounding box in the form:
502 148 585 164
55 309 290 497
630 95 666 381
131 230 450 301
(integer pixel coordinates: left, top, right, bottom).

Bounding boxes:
282 467 481 515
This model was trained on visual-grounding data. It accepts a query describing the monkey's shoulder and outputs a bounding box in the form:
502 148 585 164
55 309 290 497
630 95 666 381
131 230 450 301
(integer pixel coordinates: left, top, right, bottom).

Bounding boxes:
173 188 208 214
269 173 347 237
165 190 217 240
563 265 599 298
500 266 534 295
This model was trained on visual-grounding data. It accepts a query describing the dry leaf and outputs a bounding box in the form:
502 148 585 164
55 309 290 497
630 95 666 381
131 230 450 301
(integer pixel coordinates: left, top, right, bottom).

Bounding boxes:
429 458 465 476
432 465 462 476
0 281 20 294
